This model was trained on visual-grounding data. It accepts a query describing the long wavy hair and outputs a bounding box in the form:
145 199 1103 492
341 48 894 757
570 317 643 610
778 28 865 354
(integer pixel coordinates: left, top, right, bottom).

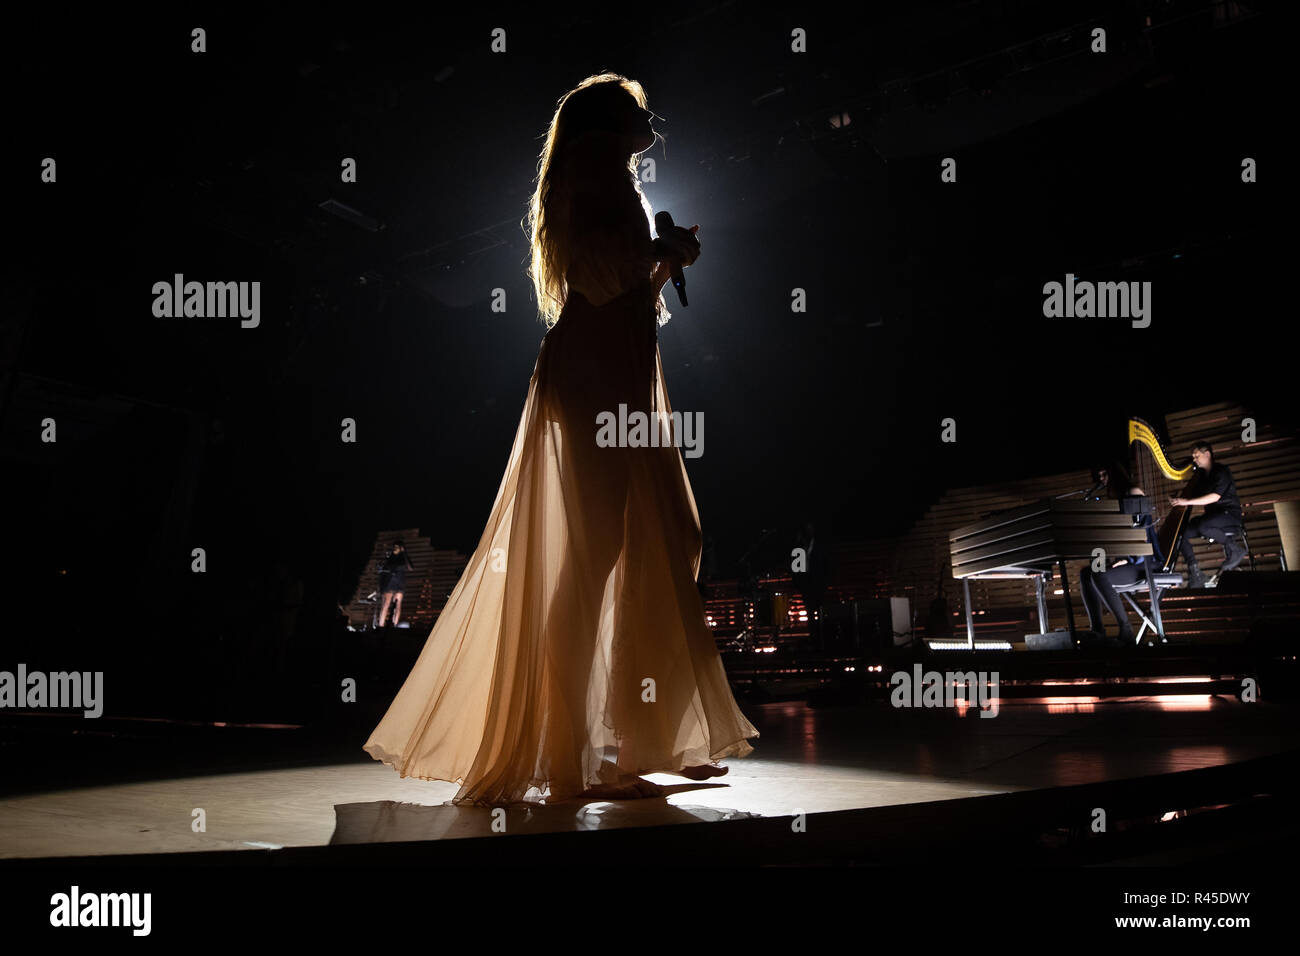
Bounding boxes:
1091 460 1135 499
522 73 659 329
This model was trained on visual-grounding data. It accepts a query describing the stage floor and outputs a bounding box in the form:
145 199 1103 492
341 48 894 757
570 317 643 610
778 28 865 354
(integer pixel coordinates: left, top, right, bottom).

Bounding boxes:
3 696 1297 859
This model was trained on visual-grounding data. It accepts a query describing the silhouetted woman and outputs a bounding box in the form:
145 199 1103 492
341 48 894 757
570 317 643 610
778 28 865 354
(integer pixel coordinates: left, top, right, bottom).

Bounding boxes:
364 73 759 805
1078 462 1163 646
376 541 413 627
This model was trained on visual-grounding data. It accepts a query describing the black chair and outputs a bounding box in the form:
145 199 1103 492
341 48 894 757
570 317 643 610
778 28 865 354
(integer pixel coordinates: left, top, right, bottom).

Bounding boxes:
1203 522 1253 586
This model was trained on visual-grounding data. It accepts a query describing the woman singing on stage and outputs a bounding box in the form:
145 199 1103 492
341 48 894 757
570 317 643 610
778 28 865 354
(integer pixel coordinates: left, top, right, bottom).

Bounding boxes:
363 73 759 805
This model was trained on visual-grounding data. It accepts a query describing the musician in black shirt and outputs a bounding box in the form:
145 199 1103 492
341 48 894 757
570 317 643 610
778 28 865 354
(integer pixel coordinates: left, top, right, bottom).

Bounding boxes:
377 540 414 627
1171 440 1244 588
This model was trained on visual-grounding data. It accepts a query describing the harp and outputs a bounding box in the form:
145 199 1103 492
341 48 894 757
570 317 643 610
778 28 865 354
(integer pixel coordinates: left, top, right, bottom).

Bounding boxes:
1128 417 1192 573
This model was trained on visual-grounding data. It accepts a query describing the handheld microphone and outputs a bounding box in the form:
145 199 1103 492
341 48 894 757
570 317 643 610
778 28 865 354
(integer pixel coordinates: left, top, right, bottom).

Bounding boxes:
654 211 689 307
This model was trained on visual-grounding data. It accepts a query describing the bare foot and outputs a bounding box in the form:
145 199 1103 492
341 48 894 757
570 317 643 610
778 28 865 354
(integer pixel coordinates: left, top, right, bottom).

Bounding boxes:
578 776 663 800
673 764 729 781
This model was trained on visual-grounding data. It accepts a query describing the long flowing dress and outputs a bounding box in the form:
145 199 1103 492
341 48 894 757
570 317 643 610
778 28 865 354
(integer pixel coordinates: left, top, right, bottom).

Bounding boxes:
363 150 759 806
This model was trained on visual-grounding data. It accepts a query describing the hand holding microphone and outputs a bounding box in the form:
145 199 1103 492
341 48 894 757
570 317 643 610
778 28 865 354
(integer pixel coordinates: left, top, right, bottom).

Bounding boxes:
653 211 700 306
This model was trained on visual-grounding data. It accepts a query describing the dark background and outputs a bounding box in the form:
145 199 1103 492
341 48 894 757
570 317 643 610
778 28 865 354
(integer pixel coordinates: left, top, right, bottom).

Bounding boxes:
1 2 1283 658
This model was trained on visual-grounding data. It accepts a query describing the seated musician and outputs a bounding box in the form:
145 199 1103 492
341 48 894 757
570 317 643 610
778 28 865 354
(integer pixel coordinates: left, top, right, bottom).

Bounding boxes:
1170 440 1244 588
1078 462 1163 646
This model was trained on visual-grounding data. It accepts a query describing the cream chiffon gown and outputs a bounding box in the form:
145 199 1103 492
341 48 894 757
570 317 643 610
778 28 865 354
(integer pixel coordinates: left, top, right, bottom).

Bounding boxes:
363 155 759 806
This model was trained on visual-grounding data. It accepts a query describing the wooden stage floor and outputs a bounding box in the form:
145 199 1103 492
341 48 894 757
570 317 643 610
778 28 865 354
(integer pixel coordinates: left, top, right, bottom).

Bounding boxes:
2 696 1298 860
